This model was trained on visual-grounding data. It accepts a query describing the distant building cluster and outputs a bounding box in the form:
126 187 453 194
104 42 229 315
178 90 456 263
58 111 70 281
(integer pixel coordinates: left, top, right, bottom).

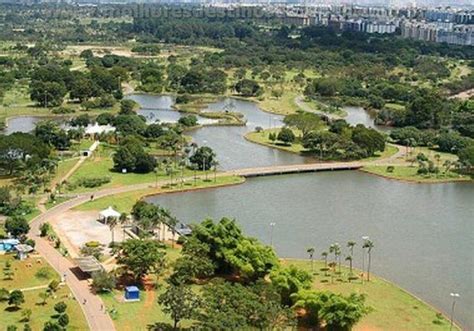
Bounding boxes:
277 5 473 46
401 21 472 46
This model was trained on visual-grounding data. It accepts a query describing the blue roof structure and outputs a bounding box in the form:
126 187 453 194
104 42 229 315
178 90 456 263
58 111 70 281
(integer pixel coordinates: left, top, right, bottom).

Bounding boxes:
124 286 140 301
125 286 139 292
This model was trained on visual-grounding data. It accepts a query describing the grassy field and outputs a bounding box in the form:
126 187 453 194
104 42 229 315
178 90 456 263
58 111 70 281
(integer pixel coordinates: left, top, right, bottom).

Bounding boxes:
75 175 244 213
98 245 188 331
256 90 302 115
283 259 458 331
0 255 88 330
65 156 207 193
362 165 471 183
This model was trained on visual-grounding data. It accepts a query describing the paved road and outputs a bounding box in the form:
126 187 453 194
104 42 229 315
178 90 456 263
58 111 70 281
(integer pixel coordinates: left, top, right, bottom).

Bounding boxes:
29 181 163 331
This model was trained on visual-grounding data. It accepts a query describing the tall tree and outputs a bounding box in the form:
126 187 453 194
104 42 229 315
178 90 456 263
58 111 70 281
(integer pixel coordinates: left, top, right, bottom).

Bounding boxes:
114 239 166 282
362 240 374 282
158 284 200 330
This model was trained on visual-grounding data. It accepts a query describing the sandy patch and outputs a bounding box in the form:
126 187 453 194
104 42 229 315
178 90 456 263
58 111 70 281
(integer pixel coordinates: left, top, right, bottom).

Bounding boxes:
49 210 125 257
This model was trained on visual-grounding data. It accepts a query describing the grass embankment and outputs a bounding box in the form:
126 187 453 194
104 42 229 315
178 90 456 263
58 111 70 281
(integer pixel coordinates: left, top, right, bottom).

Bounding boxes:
66 155 206 193
363 146 472 183
0 255 88 330
75 175 244 213
361 165 471 183
283 259 458 331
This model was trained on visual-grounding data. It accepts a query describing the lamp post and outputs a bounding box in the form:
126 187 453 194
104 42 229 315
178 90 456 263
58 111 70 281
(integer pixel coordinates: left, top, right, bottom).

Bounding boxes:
269 222 276 247
361 236 369 284
203 140 208 181
449 293 460 331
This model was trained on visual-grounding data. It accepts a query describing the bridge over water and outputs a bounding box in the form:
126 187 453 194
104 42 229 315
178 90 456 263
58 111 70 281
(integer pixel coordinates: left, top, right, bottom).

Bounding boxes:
232 162 363 178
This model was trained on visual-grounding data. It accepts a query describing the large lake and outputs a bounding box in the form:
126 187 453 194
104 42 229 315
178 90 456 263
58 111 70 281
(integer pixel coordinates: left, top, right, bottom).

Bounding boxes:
148 172 474 330
131 95 473 329
4 95 473 328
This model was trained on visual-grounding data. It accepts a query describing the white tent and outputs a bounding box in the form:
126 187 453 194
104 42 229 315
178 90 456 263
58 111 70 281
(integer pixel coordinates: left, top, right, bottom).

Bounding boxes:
85 124 115 135
99 206 121 224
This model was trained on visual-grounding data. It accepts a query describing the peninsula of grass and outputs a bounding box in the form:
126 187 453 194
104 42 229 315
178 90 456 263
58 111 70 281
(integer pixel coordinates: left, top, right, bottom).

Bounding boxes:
245 128 399 161
361 165 472 183
283 259 459 331
0 255 88 330
245 128 306 154
74 175 244 213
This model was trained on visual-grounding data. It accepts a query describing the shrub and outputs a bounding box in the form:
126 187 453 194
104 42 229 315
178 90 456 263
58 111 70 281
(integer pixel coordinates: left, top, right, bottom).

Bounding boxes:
40 223 51 237
76 177 111 188
35 267 54 280
178 115 198 127
52 106 75 114
175 94 191 104
91 271 116 293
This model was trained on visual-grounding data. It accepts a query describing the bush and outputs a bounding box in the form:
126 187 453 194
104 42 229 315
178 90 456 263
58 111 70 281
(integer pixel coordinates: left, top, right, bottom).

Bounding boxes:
76 177 111 188
178 115 198 127
175 94 191 104
91 271 116 293
52 106 75 114
35 267 54 280
40 223 51 237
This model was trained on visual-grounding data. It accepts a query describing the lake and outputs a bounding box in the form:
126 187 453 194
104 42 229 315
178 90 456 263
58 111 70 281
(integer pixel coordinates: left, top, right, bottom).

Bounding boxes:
147 172 474 330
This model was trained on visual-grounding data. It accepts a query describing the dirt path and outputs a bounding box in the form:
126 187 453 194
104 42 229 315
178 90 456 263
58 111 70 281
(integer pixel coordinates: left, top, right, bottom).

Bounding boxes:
449 88 474 100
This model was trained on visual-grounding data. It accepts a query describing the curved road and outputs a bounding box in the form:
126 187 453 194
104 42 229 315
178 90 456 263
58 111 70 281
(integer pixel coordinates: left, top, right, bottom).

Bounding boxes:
29 182 159 331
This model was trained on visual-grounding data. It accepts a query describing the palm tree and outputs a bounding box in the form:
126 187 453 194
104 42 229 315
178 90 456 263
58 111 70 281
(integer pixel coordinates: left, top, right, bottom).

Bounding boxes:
345 256 353 275
306 247 315 273
347 241 356 256
321 251 328 268
363 239 374 281
329 243 342 273
107 216 118 246
119 213 128 241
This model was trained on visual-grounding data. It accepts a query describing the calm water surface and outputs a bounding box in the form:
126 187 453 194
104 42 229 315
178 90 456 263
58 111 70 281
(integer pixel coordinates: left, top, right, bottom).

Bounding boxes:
148 172 474 330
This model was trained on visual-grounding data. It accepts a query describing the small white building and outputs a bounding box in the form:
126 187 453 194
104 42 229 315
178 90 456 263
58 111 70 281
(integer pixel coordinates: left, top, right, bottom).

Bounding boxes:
15 244 34 260
99 207 121 225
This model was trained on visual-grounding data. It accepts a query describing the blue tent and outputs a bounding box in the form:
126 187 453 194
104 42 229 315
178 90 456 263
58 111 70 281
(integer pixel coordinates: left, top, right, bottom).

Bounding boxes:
124 286 140 301
0 239 20 252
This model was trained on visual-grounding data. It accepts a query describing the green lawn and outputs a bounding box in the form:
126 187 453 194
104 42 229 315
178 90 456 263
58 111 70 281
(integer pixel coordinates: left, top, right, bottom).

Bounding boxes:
75 175 244 213
0 255 88 330
363 144 399 162
66 156 202 193
283 259 458 331
362 165 471 183
99 245 195 331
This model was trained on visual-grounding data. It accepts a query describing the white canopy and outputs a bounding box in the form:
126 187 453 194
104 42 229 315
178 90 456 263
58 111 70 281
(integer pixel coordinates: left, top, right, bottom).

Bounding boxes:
85 124 115 135
99 206 121 220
